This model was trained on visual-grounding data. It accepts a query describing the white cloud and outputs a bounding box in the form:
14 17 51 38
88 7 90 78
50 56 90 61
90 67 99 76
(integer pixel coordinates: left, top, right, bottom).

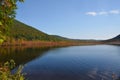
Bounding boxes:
99 11 108 15
86 12 97 16
85 9 120 16
109 10 120 14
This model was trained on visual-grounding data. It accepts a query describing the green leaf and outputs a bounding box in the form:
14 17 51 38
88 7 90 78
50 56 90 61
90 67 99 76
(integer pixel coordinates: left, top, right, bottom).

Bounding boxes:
20 76 24 80
0 21 2 25
0 39 4 44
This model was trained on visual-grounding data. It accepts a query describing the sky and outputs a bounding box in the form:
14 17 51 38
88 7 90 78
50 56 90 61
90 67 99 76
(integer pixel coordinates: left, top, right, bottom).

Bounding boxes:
16 0 120 40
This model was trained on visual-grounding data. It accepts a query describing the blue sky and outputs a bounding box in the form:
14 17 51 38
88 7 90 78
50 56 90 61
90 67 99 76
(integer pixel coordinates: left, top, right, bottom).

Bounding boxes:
16 0 120 40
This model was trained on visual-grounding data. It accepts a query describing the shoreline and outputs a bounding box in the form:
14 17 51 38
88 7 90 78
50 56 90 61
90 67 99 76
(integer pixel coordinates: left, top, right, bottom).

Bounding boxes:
0 40 102 48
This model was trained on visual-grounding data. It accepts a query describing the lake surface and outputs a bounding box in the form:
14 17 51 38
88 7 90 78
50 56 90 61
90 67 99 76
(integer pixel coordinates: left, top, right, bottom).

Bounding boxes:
0 45 120 80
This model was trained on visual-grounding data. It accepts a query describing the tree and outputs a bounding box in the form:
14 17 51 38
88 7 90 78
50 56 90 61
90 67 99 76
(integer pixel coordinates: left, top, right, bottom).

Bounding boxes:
0 60 25 80
0 0 24 42
0 1 25 80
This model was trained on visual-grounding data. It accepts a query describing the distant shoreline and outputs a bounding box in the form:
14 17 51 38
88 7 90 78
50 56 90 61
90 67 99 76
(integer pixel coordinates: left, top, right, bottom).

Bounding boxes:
0 40 102 48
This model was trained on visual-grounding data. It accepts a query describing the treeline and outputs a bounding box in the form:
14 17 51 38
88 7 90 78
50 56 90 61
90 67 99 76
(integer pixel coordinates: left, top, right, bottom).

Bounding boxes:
8 20 68 42
1 20 102 46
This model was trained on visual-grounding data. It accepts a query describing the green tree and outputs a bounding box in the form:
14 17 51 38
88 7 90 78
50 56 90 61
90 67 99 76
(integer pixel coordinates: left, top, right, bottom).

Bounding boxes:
0 0 25 80
0 60 25 80
0 0 24 43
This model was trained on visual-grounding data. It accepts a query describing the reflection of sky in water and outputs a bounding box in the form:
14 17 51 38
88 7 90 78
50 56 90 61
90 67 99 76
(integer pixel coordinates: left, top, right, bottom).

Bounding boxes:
20 45 120 80
1 45 120 80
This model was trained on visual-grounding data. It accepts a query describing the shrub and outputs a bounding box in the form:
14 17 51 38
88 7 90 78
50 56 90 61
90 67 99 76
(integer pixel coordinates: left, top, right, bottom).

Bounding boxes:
0 60 25 80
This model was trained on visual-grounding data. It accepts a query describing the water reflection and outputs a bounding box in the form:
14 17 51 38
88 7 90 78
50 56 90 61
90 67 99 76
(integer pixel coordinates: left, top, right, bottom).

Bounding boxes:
0 46 52 65
0 45 120 80
87 68 114 80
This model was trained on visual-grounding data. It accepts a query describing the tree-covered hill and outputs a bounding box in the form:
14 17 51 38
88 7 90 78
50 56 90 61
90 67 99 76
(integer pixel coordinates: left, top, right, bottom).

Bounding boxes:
102 34 120 45
9 20 69 41
7 20 101 45
105 34 120 42
110 34 120 41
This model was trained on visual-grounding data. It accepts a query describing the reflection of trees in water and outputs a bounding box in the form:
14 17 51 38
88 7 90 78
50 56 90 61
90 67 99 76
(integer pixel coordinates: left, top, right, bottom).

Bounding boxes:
0 46 52 66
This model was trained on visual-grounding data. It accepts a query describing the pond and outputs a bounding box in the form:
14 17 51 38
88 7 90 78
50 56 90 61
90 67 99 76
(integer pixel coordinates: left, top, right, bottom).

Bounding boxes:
0 45 120 80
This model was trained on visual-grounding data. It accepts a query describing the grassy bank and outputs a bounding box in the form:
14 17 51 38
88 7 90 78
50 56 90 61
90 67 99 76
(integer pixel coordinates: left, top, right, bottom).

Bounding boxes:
0 40 102 48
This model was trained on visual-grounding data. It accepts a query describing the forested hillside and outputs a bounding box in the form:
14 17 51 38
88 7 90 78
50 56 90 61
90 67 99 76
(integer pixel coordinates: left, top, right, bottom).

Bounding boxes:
102 34 120 45
9 20 68 41
110 34 120 41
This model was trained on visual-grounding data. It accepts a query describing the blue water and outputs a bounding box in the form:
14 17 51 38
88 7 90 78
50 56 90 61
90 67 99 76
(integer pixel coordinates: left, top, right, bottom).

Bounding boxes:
21 45 120 80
